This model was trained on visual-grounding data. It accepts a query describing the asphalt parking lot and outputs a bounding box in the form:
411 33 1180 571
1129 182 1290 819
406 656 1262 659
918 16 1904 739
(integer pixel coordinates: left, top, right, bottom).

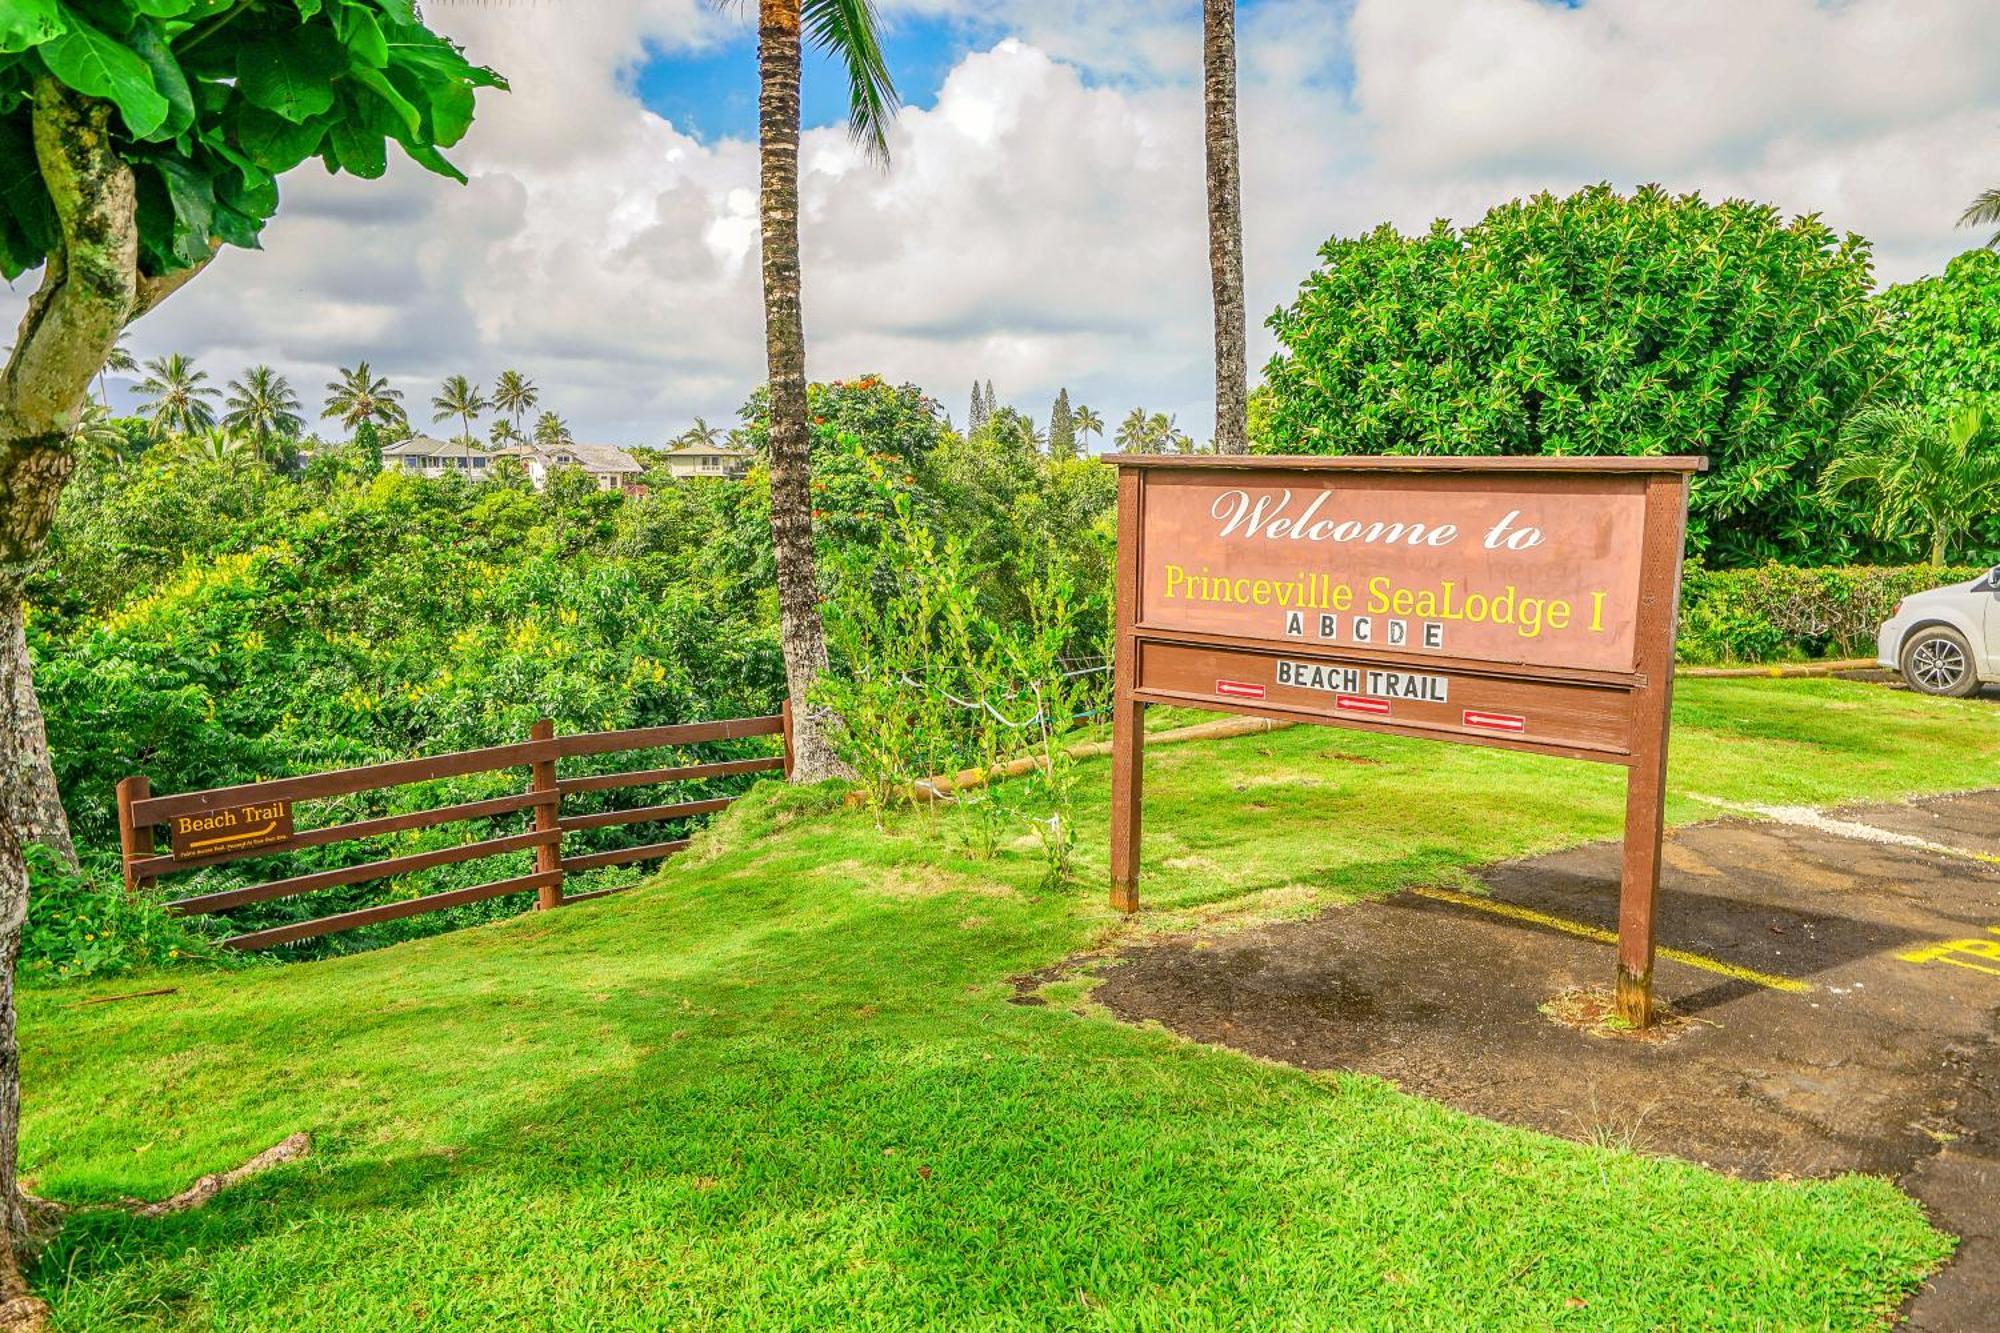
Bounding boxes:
1093 790 2000 1330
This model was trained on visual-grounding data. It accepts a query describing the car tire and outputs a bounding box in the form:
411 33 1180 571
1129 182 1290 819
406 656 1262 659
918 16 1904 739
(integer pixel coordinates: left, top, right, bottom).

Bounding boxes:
1900 626 1981 698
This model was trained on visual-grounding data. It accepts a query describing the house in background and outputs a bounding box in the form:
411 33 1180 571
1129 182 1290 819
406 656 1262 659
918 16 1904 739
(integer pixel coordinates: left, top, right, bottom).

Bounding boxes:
380 436 492 478
657 441 753 479
497 442 646 494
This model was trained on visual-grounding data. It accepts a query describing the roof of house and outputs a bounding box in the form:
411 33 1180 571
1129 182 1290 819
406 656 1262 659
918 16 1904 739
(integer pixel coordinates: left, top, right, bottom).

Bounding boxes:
658 442 751 459
380 435 487 459
497 442 643 475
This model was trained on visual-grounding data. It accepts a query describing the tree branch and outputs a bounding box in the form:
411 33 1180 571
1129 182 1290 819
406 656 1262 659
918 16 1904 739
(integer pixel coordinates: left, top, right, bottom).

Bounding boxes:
0 79 141 443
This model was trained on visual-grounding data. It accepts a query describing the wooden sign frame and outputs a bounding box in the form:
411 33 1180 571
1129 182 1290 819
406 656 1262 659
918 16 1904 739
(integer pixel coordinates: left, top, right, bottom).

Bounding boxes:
1108 455 1706 1026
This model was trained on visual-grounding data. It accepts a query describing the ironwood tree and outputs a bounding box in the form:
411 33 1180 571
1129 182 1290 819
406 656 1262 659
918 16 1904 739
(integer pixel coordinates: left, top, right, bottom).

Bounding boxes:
753 0 896 783
0 2 501 1321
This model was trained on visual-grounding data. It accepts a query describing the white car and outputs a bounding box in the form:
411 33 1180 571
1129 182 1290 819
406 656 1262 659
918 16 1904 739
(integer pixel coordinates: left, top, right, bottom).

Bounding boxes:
1876 566 2000 697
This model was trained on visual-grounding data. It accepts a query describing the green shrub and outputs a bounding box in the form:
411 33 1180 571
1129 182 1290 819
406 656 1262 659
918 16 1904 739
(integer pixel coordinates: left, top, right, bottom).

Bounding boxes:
1263 184 1892 567
1677 563 1987 664
23 848 226 984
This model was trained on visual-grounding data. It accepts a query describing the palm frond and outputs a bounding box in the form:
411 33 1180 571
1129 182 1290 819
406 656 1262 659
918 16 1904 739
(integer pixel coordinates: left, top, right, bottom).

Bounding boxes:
803 0 899 163
1960 187 2000 250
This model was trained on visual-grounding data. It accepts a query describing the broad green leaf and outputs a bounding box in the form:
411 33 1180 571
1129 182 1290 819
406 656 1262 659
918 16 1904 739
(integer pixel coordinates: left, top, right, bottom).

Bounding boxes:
39 10 170 137
346 61 418 135
215 157 277 215
397 137 464 184
237 28 341 122
328 117 385 178
295 0 324 17
427 76 474 146
0 0 63 54
146 155 215 266
130 0 197 16
337 3 387 67
209 197 265 248
230 100 327 172
0 115 57 277
127 18 193 142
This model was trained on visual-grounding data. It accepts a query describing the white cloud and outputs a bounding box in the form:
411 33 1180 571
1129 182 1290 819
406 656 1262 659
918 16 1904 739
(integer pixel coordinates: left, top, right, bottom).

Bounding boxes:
7 0 1998 446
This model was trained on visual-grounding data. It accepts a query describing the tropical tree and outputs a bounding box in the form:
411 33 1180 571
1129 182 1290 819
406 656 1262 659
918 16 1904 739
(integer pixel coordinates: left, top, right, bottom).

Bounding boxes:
489 419 525 448
492 369 538 429
96 335 137 407
177 426 254 467
136 353 220 438
1821 402 2000 565
533 411 573 447
1073 404 1104 448
1203 0 1247 453
680 416 723 447
323 362 409 435
750 0 897 780
0 7 501 1305
1963 187 2000 249
223 365 304 460
1264 184 1892 565
1116 407 1153 452
432 375 488 444
66 401 128 470
1875 249 2000 409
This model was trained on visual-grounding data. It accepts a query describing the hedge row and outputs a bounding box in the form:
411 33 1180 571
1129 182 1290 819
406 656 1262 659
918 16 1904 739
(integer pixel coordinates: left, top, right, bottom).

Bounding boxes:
1676 562 1990 665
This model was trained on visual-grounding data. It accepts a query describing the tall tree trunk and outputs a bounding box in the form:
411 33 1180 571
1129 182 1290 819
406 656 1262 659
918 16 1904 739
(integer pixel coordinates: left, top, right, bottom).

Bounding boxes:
0 81 207 1326
759 0 846 782
1203 0 1248 455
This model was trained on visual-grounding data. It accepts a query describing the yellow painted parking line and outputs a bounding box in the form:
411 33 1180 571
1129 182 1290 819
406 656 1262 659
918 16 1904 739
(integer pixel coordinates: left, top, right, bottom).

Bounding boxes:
1898 931 2000 978
1409 886 1812 993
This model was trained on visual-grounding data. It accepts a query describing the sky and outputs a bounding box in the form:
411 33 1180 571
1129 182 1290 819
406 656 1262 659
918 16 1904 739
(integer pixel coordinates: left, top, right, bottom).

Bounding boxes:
8 0 2000 447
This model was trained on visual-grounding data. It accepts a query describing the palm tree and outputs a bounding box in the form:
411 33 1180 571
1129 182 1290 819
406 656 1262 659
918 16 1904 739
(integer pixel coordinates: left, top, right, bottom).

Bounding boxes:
176 427 253 466
1073 404 1104 449
67 401 127 469
1116 407 1152 452
97 335 137 407
680 416 723 448
323 362 408 434
223 365 304 461
755 0 898 782
1821 402 2000 564
489 419 525 448
532 411 572 447
1203 0 1247 454
492 369 538 430
1962 188 2000 249
136 353 220 438
432 375 487 444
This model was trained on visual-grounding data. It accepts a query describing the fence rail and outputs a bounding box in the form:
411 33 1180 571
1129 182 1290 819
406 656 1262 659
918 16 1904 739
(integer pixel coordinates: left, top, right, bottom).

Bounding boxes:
115 706 794 951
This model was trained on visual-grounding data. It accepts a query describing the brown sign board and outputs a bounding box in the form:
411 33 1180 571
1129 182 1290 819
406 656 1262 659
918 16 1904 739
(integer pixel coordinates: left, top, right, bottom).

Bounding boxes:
1108 455 1705 1026
169 799 295 862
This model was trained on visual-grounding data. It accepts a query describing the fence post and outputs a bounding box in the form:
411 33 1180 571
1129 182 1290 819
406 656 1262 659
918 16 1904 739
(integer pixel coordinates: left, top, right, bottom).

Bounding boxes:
115 775 154 897
530 718 565 909
781 698 796 779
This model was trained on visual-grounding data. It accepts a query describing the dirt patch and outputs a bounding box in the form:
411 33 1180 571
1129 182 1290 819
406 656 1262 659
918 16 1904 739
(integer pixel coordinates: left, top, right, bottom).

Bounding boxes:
1091 791 2000 1330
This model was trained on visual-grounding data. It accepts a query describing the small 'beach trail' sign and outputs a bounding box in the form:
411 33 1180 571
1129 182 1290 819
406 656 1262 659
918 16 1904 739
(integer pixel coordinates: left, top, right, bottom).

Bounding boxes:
1108 454 1705 1026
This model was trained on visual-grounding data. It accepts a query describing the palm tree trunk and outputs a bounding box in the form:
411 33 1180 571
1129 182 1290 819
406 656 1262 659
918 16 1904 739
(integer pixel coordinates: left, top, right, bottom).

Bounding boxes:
1203 0 1248 456
759 0 845 782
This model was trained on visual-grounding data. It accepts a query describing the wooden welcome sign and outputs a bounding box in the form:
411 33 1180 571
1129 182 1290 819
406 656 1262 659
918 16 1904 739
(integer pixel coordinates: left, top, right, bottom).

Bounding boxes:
1108 455 1706 1026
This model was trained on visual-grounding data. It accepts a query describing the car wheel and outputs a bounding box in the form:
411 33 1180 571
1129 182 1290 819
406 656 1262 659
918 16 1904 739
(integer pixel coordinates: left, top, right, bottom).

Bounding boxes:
1900 626 1981 698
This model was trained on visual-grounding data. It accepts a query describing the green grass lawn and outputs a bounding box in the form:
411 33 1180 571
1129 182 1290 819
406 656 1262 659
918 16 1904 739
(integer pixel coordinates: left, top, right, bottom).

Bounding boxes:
23 678 2000 1329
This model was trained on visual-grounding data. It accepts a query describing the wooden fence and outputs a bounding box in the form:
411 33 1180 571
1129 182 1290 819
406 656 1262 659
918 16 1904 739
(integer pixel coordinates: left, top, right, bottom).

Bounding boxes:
114 706 794 951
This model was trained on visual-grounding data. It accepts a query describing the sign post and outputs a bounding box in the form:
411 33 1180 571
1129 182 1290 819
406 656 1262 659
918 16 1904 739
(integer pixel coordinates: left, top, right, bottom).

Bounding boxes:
1109 455 1704 1026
